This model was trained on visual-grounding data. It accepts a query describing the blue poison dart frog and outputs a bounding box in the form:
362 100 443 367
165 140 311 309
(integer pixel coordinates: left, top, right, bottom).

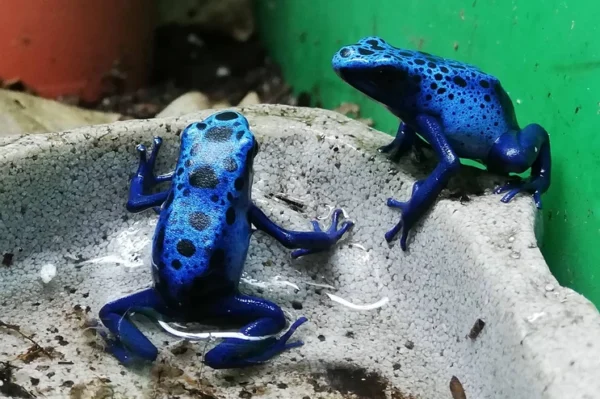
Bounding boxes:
98 110 354 369
332 36 551 250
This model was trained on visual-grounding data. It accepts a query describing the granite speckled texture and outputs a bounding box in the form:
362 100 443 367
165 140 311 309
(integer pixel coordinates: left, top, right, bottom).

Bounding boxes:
0 105 599 399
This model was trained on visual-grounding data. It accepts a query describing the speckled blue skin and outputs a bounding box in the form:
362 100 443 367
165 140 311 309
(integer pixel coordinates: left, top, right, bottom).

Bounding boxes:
332 36 551 250
98 110 354 369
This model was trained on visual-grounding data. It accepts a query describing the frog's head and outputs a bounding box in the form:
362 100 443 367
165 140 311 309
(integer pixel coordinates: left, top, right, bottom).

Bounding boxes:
332 36 419 104
180 111 259 186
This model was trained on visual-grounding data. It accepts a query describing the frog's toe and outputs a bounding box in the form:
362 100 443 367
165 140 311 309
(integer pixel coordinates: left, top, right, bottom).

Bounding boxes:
500 188 521 204
378 142 396 154
533 191 543 209
387 197 408 212
136 144 148 160
327 209 354 235
152 136 163 148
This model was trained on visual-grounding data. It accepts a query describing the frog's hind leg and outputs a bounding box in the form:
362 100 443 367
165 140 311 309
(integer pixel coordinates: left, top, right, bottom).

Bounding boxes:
490 123 551 209
200 294 308 369
98 288 167 365
126 137 173 213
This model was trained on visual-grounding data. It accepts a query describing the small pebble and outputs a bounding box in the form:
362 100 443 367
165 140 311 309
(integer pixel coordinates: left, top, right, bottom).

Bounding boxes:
545 284 555 292
40 263 57 284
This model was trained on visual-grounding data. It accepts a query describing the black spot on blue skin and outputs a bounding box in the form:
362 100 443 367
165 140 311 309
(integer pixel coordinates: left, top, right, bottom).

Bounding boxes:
155 227 166 254
453 76 467 87
210 194 219 202
399 51 412 57
196 122 207 130
177 183 184 190
434 73 443 81
234 177 244 191
185 160 192 168
483 95 491 102
414 59 425 65
236 131 245 140
183 189 190 197
479 80 490 88
171 259 182 270
205 126 233 142
209 249 226 269
438 88 447 94
425 94 432 101
366 40 385 50
177 239 196 257
177 168 184 176
358 47 374 55
215 111 238 121
189 212 210 231
227 192 233 201
226 207 236 224
440 66 449 73
224 157 238 172
427 62 436 68
189 166 219 188
340 48 351 57
430 83 438 90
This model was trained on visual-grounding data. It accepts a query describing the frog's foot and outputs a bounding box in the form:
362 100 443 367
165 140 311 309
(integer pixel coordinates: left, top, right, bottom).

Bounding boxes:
488 123 551 210
135 137 174 188
378 122 416 162
494 176 549 209
384 197 413 250
202 295 308 369
127 138 173 213
98 288 165 366
290 209 354 259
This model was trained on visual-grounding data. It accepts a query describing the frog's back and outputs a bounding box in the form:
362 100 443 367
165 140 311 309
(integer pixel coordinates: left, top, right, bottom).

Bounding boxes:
396 49 519 158
151 111 258 305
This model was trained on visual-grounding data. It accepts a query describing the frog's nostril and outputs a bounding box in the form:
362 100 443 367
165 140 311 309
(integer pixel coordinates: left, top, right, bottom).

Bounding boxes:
340 48 352 58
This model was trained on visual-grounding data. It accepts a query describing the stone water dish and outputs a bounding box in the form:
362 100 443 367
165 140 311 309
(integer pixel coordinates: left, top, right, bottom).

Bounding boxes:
0 105 599 399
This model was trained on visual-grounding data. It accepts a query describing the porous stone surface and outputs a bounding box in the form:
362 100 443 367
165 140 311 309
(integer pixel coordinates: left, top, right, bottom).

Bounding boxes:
0 105 599 399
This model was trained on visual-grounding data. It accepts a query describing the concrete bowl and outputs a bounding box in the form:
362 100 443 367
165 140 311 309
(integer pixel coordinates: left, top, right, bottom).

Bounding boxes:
1 105 599 399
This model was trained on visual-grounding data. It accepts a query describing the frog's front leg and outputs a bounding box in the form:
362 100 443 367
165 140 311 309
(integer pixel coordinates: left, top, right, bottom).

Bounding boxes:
201 294 307 369
127 137 173 213
385 114 460 250
249 206 354 259
489 123 551 209
98 288 167 365
379 122 416 162
379 122 432 163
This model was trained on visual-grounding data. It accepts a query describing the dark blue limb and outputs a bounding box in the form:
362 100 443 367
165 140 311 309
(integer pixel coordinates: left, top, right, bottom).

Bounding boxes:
249 206 354 259
489 123 551 209
98 288 167 365
202 294 308 369
378 122 416 162
385 115 460 250
126 137 173 213
379 122 432 163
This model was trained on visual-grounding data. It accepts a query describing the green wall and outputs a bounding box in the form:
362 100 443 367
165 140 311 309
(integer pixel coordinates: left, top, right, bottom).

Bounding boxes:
256 0 600 308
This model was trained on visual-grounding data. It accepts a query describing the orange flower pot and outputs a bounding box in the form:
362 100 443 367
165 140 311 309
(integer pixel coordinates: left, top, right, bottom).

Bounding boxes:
0 1 156 103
